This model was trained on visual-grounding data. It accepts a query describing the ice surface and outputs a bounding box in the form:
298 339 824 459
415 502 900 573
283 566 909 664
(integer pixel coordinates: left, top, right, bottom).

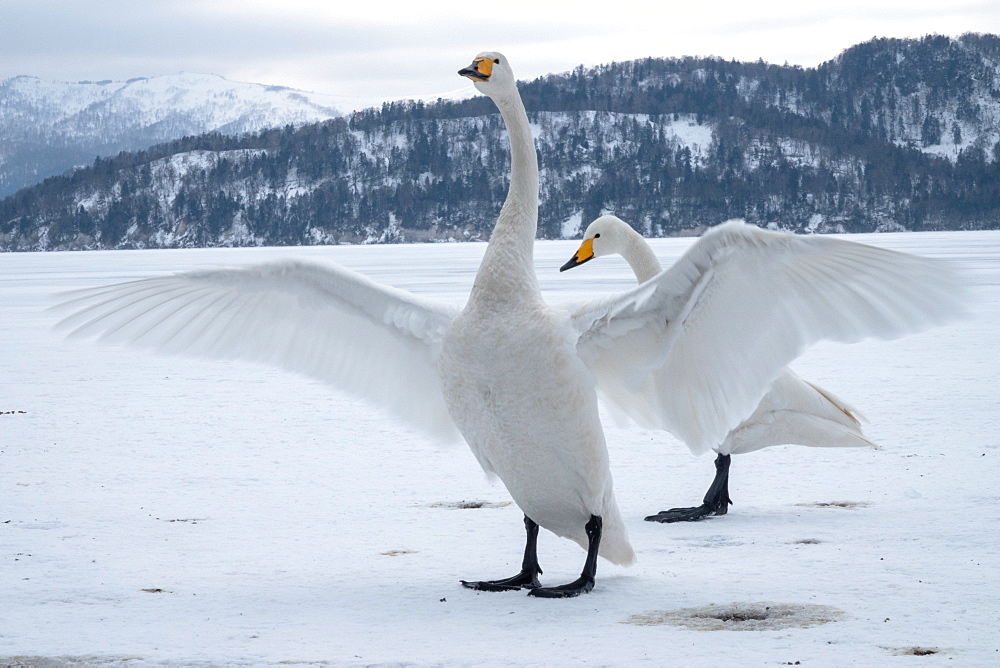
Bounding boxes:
1 232 997 665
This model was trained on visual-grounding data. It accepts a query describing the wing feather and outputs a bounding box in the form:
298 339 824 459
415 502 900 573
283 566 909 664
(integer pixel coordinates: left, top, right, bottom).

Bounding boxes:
572 221 966 453
53 259 462 442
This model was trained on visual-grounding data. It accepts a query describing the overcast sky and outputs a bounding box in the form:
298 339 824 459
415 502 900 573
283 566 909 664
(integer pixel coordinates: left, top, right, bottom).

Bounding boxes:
3 0 998 108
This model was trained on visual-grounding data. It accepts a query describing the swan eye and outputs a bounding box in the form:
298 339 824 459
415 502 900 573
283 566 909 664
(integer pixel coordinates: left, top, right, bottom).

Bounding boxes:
472 57 494 79
494 59 501 64
594 233 601 238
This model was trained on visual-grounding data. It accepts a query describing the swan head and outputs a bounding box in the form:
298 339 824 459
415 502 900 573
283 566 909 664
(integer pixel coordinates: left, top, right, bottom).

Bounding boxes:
458 51 517 99
560 215 630 272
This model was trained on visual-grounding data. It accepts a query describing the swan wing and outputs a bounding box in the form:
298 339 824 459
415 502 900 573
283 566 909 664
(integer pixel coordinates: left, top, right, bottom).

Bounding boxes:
53 259 462 442
571 220 966 454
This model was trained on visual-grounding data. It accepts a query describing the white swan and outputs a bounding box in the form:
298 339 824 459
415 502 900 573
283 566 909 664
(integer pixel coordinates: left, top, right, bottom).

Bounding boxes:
561 215 876 521
53 52 964 598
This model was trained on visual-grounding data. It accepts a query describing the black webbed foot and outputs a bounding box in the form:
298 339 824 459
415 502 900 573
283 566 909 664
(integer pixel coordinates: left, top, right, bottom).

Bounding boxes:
461 515 542 592
645 503 717 523
527 575 594 598
529 515 602 598
646 453 732 524
464 514 603 598
461 568 541 592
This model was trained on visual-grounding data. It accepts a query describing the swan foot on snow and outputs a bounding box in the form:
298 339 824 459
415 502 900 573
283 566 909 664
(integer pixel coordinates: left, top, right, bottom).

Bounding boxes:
528 515 602 599
461 515 543 591
462 515 604 598
645 454 733 523
461 571 541 592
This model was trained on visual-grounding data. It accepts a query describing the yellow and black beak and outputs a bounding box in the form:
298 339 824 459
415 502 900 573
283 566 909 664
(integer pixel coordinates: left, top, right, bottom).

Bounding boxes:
560 238 595 272
458 57 495 82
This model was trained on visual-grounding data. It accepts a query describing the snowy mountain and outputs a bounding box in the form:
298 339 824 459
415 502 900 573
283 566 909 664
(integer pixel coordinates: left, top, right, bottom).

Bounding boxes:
818 34 1000 161
2 34 998 251
0 72 347 197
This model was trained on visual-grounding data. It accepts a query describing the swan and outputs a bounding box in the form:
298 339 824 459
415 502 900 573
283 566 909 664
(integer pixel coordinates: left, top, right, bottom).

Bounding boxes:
54 52 633 598
52 52 964 599
561 215 876 521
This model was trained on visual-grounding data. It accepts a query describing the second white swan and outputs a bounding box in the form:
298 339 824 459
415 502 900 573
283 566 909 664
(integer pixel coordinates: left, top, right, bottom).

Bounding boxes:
561 215 876 521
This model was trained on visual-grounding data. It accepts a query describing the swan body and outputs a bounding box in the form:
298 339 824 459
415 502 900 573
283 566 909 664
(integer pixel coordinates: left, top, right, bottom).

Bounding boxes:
562 215 875 519
440 302 631 562
441 54 633 569
563 217 963 460
53 53 964 594
565 215 873 457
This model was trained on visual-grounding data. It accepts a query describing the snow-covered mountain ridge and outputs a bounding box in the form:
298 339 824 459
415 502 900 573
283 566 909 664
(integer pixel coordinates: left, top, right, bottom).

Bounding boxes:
0 72 346 197
3 34 998 251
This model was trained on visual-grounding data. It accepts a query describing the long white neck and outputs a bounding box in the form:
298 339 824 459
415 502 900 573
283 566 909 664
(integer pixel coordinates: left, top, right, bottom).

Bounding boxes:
618 226 663 283
470 89 540 303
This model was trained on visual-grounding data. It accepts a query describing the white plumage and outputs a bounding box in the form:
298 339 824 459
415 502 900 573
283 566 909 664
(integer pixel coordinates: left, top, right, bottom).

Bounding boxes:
55 259 462 443
568 218 964 457
562 215 885 519
564 215 875 455
53 53 965 595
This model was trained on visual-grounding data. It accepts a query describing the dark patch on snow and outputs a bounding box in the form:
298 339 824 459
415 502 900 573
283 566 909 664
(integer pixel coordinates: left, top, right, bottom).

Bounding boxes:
892 646 942 656
797 501 871 509
790 538 823 544
623 602 844 630
427 500 512 509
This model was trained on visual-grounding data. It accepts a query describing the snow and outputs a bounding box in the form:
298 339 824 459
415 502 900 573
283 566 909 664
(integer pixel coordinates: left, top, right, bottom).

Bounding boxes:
1 72 345 129
2 231 998 666
561 212 583 239
113 73 343 131
0 76 128 120
661 114 714 159
147 149 268 208
533 110 715 166
0 72 350 198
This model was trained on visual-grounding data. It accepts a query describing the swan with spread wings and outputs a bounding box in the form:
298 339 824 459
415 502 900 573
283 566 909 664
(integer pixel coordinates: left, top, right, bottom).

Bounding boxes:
562 214 879 522
54 52 963 597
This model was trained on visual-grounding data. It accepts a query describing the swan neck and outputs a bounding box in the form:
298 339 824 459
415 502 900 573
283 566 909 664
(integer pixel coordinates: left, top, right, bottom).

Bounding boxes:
620 227 663 283
472 88 540 301
496 94 538 231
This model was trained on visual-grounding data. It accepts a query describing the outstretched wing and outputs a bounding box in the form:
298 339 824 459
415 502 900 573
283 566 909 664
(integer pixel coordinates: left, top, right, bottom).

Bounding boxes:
53 259 462 442
571 220 966 454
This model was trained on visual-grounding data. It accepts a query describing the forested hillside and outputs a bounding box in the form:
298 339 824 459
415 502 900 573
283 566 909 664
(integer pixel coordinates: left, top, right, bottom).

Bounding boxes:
3 34 998 251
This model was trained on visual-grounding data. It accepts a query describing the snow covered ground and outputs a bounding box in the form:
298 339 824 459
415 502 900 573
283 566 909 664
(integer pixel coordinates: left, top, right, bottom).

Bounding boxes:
2 231 998 666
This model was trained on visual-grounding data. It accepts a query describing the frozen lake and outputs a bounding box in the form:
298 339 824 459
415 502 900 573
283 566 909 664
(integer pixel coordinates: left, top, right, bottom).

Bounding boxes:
2 231 998 665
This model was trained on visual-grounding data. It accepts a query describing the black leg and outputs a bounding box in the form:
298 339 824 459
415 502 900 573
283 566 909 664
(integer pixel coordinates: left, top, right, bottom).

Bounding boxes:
461 515 543 591
528 515 601 598
645 453 733 523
